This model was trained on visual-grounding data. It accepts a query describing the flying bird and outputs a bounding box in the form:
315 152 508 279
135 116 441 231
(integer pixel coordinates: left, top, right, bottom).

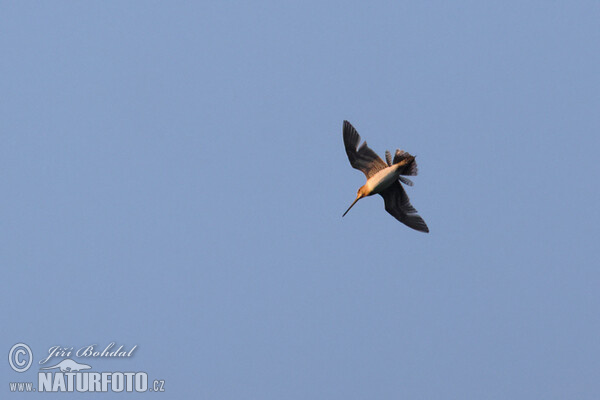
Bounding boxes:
342 120 429 233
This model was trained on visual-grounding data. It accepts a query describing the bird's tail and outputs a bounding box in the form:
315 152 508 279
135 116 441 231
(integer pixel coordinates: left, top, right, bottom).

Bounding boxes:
399 176 414 186
393 150 418 176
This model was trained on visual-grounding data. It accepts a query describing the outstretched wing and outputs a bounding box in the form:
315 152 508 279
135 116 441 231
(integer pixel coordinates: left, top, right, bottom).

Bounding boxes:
379 181 429 233
343 120 387 179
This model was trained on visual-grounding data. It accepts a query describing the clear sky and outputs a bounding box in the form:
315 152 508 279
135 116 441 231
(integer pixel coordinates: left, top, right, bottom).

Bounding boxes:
2 1 599 399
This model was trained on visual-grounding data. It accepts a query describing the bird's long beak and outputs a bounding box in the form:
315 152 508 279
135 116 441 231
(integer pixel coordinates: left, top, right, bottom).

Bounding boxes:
342 196 361 217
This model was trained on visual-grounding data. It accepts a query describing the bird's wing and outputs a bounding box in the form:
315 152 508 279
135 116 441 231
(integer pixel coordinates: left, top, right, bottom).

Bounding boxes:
379 181 429 232
343 120 388 179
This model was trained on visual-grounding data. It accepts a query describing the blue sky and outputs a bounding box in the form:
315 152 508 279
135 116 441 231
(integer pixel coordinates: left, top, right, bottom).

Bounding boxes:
2 1 599 399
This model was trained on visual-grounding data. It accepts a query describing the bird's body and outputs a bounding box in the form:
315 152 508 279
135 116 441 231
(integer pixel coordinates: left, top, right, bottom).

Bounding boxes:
362 162 407 195
342 120 429 233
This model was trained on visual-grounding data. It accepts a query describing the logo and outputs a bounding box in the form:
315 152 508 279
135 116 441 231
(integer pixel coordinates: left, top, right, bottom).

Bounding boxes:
8 342 165 394
39 359 91 372
8 343 33 373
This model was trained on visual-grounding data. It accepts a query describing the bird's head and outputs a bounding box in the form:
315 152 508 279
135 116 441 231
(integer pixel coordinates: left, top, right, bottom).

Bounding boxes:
342 185 369 217
357 185 370 198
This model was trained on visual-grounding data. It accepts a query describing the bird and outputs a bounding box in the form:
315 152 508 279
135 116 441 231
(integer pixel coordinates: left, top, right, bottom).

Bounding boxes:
342 120 429 233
